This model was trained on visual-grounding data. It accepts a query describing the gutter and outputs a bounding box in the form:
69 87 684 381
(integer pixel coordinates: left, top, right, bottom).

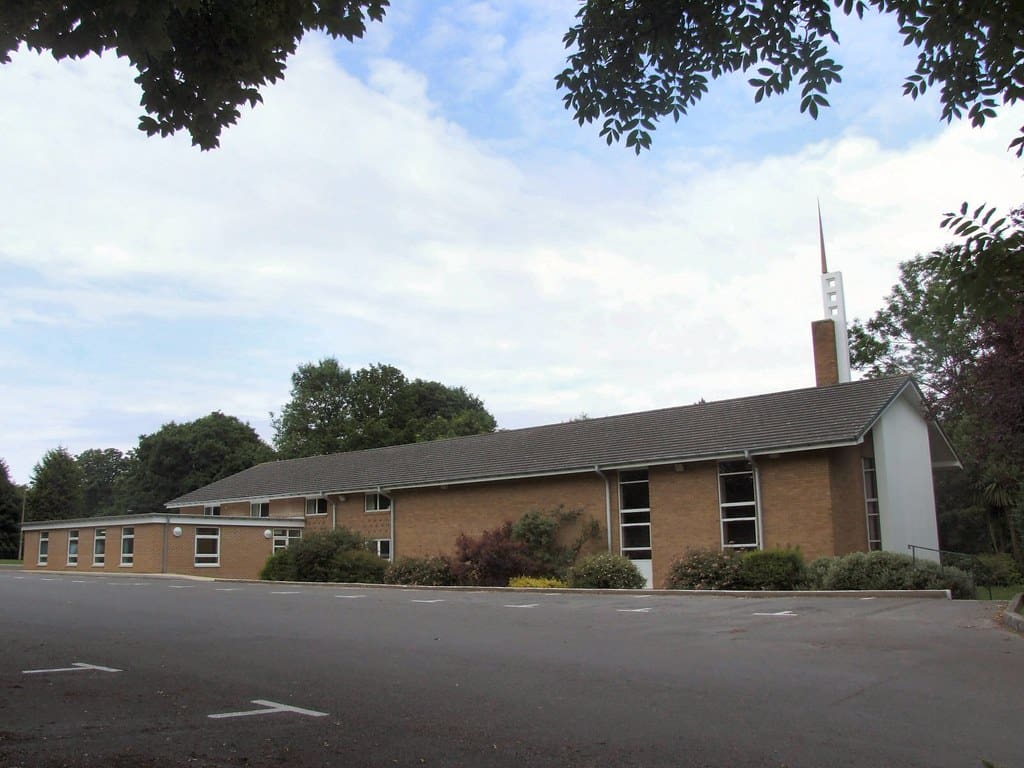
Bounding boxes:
744 449 765 550
593 466 613 552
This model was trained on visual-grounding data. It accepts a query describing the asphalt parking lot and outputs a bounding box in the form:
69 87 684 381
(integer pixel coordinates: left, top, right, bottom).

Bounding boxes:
2 572 1020 767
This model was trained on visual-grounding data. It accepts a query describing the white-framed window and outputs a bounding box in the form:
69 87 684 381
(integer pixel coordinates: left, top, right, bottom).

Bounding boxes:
195 527 220 566
204 505 221 517
67 529 79 566
250 501 270 518
38 531 49 566
619 469 651 560
719 460 759 549
120 527 135 566
372 538 392 560
272 528 301 553
93 528 106 566
305 498 328 516
365 493 391 513
863 457 881 551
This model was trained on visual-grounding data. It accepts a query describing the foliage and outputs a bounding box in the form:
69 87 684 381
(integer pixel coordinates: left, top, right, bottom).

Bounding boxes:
25 447 84 522
665 548 743 590
737 549 807 590
271 359 496 459
568 553 646 589
0 459 24 558
971 553 1022 587
2 1 388 149
384 555 458 586
116 412 274 515
510 506 601 579
508 576 568 588
76 448 129 517
452 522 545 587
260 528 370 582
820 551 975 598
330 549 386 583
557 0 1024 155
851 205 1023 563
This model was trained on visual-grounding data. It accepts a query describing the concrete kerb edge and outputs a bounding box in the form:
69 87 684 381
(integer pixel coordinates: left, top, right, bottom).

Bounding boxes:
13 568 214 581
1004 593 1024 632
211 577 952 599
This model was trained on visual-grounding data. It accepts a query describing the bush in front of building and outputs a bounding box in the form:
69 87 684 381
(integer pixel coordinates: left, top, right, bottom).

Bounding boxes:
452 522 549 586
568 553 646 589
820 551 976 598
260 528 377 582
968 553 1021 586
664 548 743 590
384 556 458 586
508 576 568 588
736 549 807 590
331 549 387 583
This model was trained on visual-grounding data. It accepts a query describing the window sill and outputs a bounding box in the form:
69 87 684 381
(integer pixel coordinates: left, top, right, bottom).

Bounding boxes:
119 563 134 568
195 563 220 568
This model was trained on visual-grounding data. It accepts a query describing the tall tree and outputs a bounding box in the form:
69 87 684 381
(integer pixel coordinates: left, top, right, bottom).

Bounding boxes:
25 447 85 522
272 360 497 459
116 412 275 514
2 1 388 149
850 203 1023 559
76 448 130 517
0 458 24 558
557 0 1024 154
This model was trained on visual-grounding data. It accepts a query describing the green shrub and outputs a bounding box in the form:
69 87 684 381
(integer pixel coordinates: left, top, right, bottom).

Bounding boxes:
974 553 1022 586
330 549 386 583
259 550 296 581
453 522 548 586
665 549 743 590
568 553 646 589
260 528 371 583
738 549 807 590
803 557 836 590
508 576 567 588
384 556 458 586
822 551 975 598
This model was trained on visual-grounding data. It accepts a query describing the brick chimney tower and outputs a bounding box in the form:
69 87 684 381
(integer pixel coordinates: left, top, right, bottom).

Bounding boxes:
811 204 851 386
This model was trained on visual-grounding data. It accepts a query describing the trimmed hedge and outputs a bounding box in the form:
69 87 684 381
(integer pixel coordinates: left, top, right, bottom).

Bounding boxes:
821 551 976 599
260 528 384 583
568 553 646 589
737 549 807 590
384 556 458 586
665 549 742 590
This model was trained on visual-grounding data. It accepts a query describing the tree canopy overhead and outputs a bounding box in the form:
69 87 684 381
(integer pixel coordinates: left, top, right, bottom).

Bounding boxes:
1 0 388 149
556 0 1024 154
272 360 496 459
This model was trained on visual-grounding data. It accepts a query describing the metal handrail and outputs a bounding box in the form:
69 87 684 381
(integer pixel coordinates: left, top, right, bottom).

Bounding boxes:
907 544 993 598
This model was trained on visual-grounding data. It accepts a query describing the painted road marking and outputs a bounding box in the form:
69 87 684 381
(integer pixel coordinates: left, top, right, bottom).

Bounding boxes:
41 578 58 581
617 608 652 613
168 585 194 589
216 588 241 592
109 582 146 586
23 662 122 674
859 597 877 600
753 610 798 616
209 699 328 720
71 580 87 583
411 599 444 604
270 591 303 595
504 603 539 608
335 594 366 599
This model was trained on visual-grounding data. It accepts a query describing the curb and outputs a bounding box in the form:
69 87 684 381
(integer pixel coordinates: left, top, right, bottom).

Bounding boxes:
1004 593 1024 633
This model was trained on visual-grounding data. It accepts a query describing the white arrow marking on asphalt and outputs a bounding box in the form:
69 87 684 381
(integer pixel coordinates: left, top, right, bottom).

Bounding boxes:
23 662 122 674
411 599 444 603
504 603 539 608
335 594 366 599
617 607 652 613
208 699 328 720
752 610 798 616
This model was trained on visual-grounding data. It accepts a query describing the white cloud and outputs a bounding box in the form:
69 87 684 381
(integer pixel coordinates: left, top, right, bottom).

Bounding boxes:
0 24 1021 487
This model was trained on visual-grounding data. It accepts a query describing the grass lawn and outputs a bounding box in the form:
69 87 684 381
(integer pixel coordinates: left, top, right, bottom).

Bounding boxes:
977 584 1024 601
0 559 23 565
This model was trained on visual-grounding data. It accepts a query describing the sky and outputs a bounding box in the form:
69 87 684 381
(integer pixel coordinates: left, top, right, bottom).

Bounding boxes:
1 1 1022 487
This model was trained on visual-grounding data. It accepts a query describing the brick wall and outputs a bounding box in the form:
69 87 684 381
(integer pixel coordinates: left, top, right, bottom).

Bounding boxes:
647 462 721 587
830 441 871 554
758 452 834 560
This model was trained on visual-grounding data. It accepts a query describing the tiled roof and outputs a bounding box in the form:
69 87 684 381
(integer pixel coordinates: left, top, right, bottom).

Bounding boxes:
166 376 914 506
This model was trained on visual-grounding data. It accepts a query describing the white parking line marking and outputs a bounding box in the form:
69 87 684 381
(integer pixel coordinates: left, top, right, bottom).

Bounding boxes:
411 599 444 603
109 582 146 586
617 607 652 613
632 595 654 599
41 578 58 581
859 597 877 600
270 591 302 595
753 610 798 616
216 588 241 592
23 662 122 674
71 580 86 583
209 699 328 719
168 585 194 589
335 595 366 599
504 603 539 608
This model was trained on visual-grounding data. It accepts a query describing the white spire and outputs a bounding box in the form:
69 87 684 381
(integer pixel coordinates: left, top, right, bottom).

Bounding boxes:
818 204 851 383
